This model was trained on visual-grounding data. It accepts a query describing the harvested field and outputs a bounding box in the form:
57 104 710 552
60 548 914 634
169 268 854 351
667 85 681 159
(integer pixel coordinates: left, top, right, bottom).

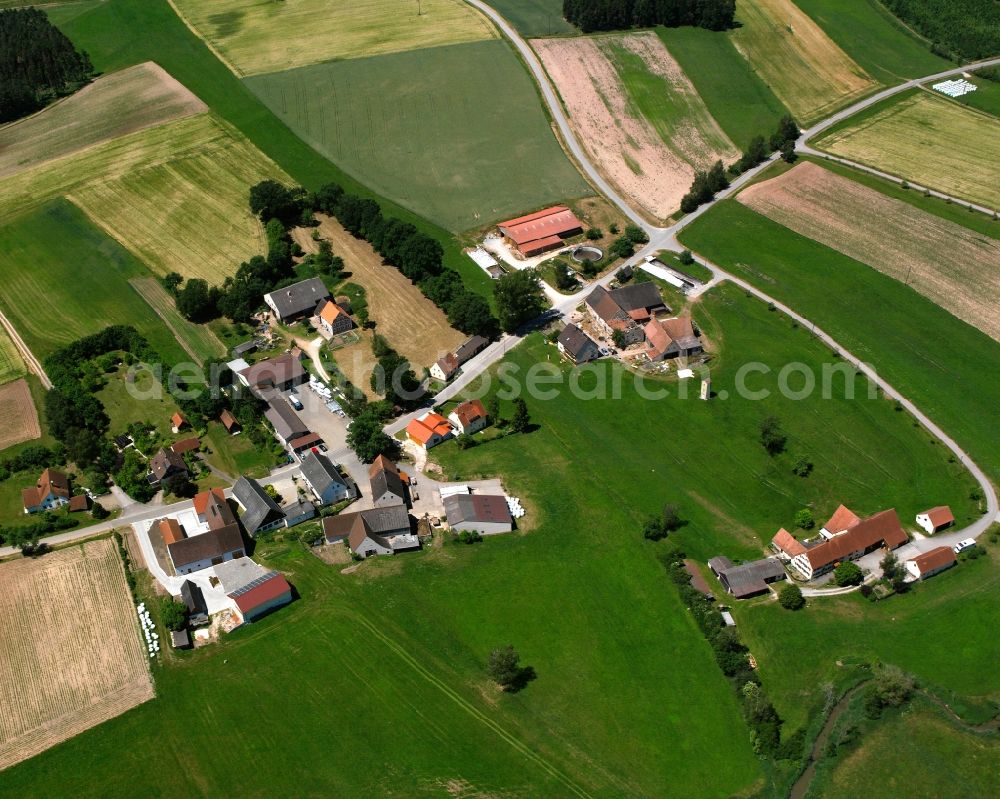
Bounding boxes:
0 539 153 771
533 33 738 220
293 215 463 370
730 0 877 124
172 0 496 77
0 325 25 386
129 277 227 364
0 380 40 451
815 92 1000 210
0 62 205 180
738 162 1000 340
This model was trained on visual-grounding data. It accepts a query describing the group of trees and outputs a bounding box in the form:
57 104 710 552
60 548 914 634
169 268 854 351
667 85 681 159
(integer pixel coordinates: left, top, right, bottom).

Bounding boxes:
371 334 422 408
882 0 1000 61
345 403 399 463
759 415 787 456
680 160 729 213
0 8 93 123
493 269 546 333
642 502 687 541
563 0 736 33
607 224 650 260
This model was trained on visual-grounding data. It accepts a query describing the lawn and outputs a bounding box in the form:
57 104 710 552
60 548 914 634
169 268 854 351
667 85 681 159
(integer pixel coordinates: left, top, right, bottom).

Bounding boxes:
0 61 205 180
96 365 181 440
656 26 789 149
129 277 227 364
794 0 948 84
488 0 576 36
814 90 1000 209
0 201 187 364
729 0 878 124
730 553 1000 733
737 161 1000 341
0 326 25 386
678 199 1000 485
245 40 592 233
202 421 276 479
171 0 497 76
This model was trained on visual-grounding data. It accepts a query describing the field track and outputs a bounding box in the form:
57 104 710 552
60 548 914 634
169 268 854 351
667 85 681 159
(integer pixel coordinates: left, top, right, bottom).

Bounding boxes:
739 161 1000 341
0 379 41 451
0 539 153 771
0 309 48 389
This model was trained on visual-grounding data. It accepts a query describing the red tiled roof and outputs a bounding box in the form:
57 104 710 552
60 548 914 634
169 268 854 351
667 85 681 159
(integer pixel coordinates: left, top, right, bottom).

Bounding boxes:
368 454 399 479
406 413 452 445
230 572 291 614
193 487 227 517
68 494 89 512
159 518 185 545
910 546 956 574
922 506 955 528
319 298 346 324
22 468 71 508
170 412 188 428
288 432 322 451
171 437 200 454
771 528 806 558
822 504 861 535
519 234 564 256
220 409 240 431
498 206 582 252
452 399 487 429
804 509 907 570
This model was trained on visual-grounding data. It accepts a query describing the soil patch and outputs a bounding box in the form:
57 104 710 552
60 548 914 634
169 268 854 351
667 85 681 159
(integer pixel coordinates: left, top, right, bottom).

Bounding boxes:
0 379 41 450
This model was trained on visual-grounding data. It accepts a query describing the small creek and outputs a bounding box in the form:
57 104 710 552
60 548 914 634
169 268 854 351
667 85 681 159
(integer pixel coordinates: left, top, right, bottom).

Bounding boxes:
788 684 866 799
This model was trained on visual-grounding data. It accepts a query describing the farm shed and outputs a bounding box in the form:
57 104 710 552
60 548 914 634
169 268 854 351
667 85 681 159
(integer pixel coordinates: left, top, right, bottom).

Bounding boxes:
905 547 957 581
707 557 786 599
915 506 955 534
216 558 293 623
498 205 583 257
443 494 513 535
264 277 330 322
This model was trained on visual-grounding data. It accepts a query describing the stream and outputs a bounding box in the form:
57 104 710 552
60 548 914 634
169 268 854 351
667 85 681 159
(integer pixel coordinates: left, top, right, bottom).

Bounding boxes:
788 684 866 799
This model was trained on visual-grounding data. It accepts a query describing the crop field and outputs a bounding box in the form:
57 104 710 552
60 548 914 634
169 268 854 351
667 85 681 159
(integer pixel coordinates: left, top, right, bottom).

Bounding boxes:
730 0 878 124
171 0 497 76
816 91 1000 209
489 0 576 36
533 32 738 220
293 215 464 370
794 0 948 83
656 26 788 149
246 40 591 233
129 277 227 364
0 539 153 772
679 198 1000 487
0 325 25 386
0 201 187 363
0 61 206 180
738 162 1000 340
0 380 40 452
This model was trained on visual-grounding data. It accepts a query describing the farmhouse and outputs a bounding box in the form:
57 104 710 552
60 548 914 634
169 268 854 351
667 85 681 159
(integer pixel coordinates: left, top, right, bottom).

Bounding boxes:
316 297 354 336
585 283 668 347
214 557 292 624
299 451 354 505
431 335 489 382
166 488 245 574
149 447 188 485
219 409 241 435
708 556 786 599
322 503 417 557
443 494 513 535
369 455 407 507
232 476 285 536
170 412 189 434
905 546 957 581
791 509 908 580
448 399 488 435
406 412 453 450
770 528 807 560
179 579 209 626
916 505 955 534
644 316 702 361
238 352 308 394
558 323 600 364
498 205 583 257
820 504 861 538
264 397 309 448
264 277 330 322
21 468 71 514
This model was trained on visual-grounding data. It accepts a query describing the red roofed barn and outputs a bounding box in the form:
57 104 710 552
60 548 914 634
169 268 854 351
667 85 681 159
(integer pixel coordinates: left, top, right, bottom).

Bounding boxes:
915 506 955 534
498 206 583 257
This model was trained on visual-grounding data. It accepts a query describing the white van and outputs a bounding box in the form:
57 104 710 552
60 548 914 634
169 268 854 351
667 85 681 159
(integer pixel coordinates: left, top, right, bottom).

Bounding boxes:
953 538 976 554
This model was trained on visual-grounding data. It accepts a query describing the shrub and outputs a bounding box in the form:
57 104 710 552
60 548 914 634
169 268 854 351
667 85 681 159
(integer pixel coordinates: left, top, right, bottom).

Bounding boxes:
792 457 813 477
759 415 787 455
457 530 483 545
585 227 602 240
794 508 814 530
778 584 805 610
833 561 863 587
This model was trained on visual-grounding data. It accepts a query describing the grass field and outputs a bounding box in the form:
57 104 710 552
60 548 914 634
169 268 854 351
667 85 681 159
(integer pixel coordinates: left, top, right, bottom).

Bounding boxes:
730 553 1000 733
488 0 576 36
815 91 1000 209
0 61 205 180
97 365 181 440
738 161 1000 340
812 701 1000 798
0 380 40 452
246 40 592 233
293 215 464 370
202 421 275 479
794 0 948 84
0 539 153 771
928 72 1000 118
171 0 496 76
0 326 26 386
533 32 737 220
678 198 1000 485
129 277 227 364
0 201 187 363
730 0 878 124
656 26 789 149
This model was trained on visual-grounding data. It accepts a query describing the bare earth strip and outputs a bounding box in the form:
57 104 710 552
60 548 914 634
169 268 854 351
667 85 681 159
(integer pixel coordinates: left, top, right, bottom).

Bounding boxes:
0 62 206 180
0 539 153 771
129 277 227 364
730 0 877 124
533 34 736 220
739 161 1000 341
816 92 1000 210
0 379 41 450
292 215 464 371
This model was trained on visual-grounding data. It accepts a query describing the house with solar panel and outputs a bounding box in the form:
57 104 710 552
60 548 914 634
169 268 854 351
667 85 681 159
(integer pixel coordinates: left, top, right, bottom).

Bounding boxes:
214 558 293 625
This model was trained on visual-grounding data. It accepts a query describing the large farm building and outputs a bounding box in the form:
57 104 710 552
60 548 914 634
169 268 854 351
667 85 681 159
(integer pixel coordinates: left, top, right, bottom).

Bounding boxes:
498 205 583 257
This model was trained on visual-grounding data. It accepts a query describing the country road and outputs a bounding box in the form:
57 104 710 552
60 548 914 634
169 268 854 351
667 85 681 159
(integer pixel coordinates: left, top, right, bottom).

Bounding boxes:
0 307 51 388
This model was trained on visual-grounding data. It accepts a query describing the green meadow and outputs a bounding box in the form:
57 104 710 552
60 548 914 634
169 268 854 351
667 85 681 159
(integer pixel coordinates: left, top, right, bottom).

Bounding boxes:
488 0 576 36
679 198 1000 485
245 40 592 233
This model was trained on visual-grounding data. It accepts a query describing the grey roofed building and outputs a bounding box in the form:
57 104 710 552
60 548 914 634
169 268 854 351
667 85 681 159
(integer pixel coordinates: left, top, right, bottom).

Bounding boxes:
232 340 257 357
281 495 316 527
455 335 489 363
608 282 667 314
232 475 285 535
264 277 331 321
299 451 353 504
179 580 209 626
321 502 411 544
265 397 309 444
370 463 406 506
167 524 245 572
558 323 600 364
443 494 513 534
238 353 307 393
709 556 786 599
149 447 187 483
170 629 191 649
214 556 272 594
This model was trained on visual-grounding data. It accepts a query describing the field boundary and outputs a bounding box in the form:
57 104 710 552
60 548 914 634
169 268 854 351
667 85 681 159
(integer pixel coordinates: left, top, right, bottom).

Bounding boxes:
164 0 243 77
0 308 50 388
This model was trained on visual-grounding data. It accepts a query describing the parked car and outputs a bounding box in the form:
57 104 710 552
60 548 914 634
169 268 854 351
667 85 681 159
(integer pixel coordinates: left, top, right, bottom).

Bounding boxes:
288 395 303 411
953 538 976 554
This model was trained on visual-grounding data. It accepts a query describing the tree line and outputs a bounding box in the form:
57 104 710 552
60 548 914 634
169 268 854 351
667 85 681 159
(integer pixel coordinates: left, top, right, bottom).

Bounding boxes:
563 0 735 33
0 8 92 123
